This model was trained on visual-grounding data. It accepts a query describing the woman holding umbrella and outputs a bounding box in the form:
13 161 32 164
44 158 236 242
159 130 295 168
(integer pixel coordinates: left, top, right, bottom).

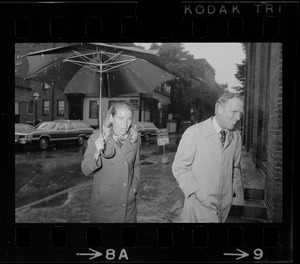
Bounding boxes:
81 101 141 223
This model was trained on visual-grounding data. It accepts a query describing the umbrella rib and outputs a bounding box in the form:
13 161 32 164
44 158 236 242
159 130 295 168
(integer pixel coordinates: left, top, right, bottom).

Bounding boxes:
64 59 100 72
73 50 101 66
64 57 136 73
24 59 66 80
63 50 100 71
101 51 123 70
102 59 136 72
63 49 138 73
101 51 136 71
68 50 99 63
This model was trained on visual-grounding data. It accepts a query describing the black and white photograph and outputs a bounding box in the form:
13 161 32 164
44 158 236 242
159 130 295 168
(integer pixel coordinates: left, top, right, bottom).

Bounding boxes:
15 42 282 224
0 1 295 262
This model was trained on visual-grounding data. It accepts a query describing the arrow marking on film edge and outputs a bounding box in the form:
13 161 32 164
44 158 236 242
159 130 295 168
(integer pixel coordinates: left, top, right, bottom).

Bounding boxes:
224 248 249 260
76 248 103 260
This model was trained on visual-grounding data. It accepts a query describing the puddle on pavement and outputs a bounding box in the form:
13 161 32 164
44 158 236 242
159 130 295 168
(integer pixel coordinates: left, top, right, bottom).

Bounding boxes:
30 192 69 208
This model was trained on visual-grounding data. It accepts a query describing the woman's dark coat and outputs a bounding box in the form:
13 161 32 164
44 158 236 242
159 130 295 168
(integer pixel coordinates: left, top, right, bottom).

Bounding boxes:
81 130 141 223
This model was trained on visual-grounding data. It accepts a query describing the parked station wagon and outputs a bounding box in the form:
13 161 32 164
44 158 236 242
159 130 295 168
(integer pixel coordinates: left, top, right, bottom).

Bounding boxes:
135 122 158 141
15 120 94 150
15 123 35 144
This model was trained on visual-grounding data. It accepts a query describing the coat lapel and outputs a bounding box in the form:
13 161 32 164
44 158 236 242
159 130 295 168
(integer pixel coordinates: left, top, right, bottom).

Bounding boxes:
204 118 221 146
107 134 135 161
121 137 134 157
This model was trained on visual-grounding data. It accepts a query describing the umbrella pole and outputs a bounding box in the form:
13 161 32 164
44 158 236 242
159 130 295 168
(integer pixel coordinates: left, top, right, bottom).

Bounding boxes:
99 65 102 131
98 58 115 159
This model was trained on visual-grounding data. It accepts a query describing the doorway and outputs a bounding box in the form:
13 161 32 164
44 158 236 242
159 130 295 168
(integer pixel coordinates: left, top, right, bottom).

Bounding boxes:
67 94 84 120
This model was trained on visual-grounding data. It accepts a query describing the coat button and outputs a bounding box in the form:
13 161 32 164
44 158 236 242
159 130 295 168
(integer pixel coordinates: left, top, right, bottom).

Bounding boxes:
122 203 126 207
123 183 127 186
107 204 111 207
110 183 113 186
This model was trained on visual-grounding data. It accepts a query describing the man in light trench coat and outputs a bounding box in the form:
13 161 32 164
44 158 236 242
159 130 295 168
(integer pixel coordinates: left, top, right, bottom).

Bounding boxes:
172 92 244 223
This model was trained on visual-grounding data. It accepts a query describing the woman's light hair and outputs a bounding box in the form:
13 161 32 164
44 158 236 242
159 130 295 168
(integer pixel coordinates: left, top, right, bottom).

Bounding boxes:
102 100 138 143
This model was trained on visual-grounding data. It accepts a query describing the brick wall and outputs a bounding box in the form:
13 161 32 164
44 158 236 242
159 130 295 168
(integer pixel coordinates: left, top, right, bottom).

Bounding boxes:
264 43 283 222
252 43 270 168
15 82 67 124
15 43 70 123
244 43 282 222
243 43 254 151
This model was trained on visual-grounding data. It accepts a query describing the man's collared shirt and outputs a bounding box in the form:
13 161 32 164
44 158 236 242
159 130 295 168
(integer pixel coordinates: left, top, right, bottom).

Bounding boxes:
212 116 227 139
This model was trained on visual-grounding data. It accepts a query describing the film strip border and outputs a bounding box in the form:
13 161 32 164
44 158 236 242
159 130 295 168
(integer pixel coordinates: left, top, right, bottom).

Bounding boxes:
7 2 298 41
0 0 296 263
1 224 290 262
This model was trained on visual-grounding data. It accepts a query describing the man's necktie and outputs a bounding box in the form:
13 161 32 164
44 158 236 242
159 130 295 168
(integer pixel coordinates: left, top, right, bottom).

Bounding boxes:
220 130 226 146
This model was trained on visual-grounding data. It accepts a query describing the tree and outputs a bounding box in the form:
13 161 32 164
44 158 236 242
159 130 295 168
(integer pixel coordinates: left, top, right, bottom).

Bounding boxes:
235 59 246 86
147 43 219 122
234 43 246 91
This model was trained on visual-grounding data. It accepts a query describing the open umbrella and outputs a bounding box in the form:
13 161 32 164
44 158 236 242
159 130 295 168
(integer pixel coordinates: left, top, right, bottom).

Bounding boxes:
22 43 176 158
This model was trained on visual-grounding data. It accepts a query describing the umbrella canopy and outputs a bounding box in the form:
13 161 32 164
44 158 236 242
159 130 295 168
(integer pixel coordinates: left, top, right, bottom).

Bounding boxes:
23 43 175 97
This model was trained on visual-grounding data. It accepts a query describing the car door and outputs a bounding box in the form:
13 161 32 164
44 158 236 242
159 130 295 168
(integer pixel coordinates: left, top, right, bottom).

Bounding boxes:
66 122 77 139
55 122 67 141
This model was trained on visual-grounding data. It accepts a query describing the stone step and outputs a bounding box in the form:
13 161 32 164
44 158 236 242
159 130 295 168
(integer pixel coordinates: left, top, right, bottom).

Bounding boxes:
230 198 266 222
244 188 265 200
241 147 266 201
226 215 266 223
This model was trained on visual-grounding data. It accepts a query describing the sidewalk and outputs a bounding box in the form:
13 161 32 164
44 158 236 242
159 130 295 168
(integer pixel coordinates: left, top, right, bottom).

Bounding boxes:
15 137 264 223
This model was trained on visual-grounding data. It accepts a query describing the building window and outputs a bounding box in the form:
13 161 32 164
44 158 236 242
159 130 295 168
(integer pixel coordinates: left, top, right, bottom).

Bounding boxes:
15 51 22 65
130 99 139 110
89 100 98 119
27 100 34 115
165 84 171 96
108 100 118 109
43 83 51 90
42 100 50 116
57 100 64 116
155 83 171 96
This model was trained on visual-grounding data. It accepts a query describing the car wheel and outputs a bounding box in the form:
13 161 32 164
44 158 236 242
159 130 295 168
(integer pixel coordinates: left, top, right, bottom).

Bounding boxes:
39 137 49 150
143 134 150 141
77 136 85 145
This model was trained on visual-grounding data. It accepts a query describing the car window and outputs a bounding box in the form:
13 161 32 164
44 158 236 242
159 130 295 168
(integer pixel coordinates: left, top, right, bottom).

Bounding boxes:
57 123 66 130
74 122 88 129
36 122 57 130
66 122 76 130
143 123 157 129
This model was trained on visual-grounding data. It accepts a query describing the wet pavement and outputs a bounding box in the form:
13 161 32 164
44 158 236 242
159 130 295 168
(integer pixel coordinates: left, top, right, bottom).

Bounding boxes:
15 142 90 208
15 135 184 223
15 135 265 223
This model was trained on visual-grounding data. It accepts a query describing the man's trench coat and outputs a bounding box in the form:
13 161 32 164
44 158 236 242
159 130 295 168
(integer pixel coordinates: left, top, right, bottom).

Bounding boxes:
172 117 242 222
81 130 141 223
